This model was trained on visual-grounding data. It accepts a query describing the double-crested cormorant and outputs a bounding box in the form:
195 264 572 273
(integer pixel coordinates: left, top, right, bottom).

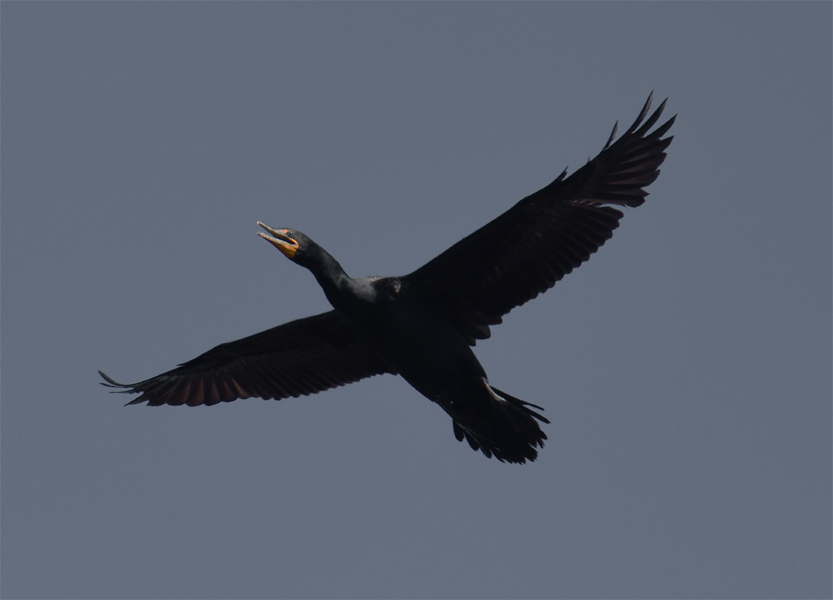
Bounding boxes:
100 94 674 463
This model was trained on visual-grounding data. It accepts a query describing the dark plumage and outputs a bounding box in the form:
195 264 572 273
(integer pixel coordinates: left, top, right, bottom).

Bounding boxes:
100 94 675 463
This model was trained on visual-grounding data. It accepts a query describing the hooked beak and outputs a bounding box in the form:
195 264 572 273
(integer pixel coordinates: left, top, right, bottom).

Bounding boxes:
257 222 299 259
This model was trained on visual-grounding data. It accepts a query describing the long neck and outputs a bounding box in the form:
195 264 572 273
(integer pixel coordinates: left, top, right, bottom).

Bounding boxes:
302 245 363 308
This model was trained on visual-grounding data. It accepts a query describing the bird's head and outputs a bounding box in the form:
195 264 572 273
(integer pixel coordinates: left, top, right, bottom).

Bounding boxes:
257 222 322 268
257 222 348 288
257 222 303 259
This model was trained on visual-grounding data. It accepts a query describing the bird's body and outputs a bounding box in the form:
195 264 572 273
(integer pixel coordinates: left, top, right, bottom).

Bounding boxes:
101 94 675 463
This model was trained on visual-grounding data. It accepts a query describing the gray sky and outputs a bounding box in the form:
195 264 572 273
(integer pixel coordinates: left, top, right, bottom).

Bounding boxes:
2 3 830 599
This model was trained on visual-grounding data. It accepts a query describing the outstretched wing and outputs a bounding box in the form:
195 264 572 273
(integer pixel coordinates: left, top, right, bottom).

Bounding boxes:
100 310 392 406
404 93 675 343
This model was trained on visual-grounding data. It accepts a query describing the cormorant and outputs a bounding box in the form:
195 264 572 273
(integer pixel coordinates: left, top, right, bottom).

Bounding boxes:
100 94 674 463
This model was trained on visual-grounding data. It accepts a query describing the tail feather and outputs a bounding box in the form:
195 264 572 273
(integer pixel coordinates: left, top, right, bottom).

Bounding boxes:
449 382 549 464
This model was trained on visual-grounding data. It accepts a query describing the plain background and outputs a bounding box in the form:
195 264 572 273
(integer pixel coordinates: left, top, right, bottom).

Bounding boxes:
2 3 831 599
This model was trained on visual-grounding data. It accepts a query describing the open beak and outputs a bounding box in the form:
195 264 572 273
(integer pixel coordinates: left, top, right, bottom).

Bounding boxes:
257 222 299 259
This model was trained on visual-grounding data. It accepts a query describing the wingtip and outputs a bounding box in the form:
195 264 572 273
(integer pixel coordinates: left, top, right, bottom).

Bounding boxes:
627 93 655 134
99 370 137 396
98 370 122 388
605 121 619 149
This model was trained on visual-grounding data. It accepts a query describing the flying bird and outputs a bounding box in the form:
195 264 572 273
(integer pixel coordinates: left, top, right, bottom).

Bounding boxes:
100 94 675 463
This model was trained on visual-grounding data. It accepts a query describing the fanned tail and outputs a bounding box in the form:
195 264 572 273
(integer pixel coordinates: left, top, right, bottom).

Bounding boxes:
450 382 549 464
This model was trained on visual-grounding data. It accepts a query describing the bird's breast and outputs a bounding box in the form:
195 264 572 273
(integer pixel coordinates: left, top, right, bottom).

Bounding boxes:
339 295 486 397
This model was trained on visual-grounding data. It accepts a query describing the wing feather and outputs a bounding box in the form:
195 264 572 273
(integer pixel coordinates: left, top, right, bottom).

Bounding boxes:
405 94 675 343
100 310 391 406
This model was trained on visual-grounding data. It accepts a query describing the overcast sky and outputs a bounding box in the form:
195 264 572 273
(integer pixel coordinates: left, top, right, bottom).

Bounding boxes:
2 3 830 599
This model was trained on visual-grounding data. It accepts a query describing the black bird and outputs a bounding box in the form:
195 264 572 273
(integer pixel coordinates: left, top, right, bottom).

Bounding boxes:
100 94 674 463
